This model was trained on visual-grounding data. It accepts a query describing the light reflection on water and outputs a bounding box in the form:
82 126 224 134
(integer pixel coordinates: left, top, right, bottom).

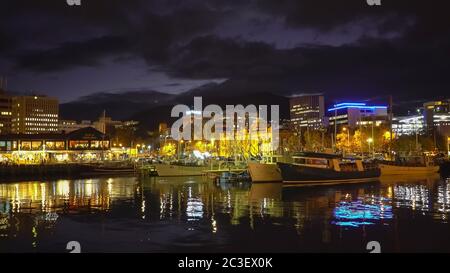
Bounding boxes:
0 175 449 252
332 197 393 227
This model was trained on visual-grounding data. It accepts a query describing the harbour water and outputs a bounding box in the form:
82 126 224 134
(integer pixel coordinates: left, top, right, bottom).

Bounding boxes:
1 175 450 252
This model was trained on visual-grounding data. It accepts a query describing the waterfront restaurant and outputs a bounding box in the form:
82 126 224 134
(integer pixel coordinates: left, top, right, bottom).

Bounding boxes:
0 127 110 164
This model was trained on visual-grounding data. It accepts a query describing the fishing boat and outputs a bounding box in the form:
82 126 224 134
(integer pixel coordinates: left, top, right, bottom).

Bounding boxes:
278 152 380 186
379 155 439 175
81 161 135 175
247 155 283 182
153 163 208 177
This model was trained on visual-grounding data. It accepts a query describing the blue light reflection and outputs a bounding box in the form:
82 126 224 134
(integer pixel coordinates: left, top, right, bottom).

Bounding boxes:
332 198 393 227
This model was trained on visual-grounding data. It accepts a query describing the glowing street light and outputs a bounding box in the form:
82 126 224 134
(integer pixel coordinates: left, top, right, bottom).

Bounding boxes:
367 138 374 158
135 144 141 156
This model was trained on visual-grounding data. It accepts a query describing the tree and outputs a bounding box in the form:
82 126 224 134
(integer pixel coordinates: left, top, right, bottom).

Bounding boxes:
335 131 350 153
160 142 176 157
303 130 324 151
392 134 435 153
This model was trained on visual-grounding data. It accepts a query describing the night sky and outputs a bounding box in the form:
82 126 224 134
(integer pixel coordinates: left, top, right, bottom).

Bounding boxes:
1 0 450 103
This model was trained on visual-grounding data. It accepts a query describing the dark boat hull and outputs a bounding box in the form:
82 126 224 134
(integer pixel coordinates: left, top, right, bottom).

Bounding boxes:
277 162 381 185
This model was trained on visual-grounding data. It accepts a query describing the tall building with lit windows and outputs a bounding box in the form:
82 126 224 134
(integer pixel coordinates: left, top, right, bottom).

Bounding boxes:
289 94 325 130
423 100 450 136
11 95 59 134
0 89 12 134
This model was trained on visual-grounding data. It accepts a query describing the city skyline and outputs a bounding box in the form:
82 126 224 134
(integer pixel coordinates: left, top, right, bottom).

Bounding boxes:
1 1 450 258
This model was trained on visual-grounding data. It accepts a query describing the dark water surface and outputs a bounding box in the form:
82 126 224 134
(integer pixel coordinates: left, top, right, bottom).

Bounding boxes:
0 175 449 253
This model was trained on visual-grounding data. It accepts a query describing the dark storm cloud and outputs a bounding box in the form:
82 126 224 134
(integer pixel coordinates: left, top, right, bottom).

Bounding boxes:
256 0 382 30
0 28 16 54
15 36 131 72
255 0 450 44
2 0 450 102
134 5 224 64
168 35 279 78
255 0 436 30
168 34 450 100
3 0 225 71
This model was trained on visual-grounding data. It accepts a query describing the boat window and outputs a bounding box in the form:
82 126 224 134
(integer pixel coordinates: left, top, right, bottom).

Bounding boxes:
294 157 328 166
294 157 306 164
308 158 328 165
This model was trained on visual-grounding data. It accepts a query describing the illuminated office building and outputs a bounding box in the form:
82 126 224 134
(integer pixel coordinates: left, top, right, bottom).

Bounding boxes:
0 89 12 135
328 102 388 129
423 100 450 136
392 115 424 136
289 95 325 130
11 95 59 134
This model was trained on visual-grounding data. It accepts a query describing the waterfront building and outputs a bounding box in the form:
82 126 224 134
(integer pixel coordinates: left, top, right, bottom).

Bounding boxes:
0 127 110 163
59 120 93 133
11 95 59 134
94 116 120 134
93 116 138 135
289 94 325 130
327 102 388 129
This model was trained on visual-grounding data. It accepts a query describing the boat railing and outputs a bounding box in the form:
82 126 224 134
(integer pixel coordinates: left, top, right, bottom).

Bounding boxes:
380 160 428 167
363 162 379 170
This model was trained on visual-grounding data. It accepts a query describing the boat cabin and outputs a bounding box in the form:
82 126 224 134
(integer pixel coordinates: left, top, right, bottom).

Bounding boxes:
393 154 435 167
260 154 284 164
292 152 365 172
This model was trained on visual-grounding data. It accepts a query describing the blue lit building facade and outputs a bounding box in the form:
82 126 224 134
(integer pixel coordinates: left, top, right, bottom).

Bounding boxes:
328 102 388 129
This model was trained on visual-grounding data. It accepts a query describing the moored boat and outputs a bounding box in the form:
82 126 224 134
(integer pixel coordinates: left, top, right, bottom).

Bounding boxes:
278 152 380 186
379 161 439 175
80 161 136 175
248 162 282 182
248 155 283 182
153 163 208 176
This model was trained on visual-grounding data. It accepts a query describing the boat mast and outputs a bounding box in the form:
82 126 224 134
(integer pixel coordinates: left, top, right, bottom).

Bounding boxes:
389 95 393 159
360 111 363 160
334 108 337 153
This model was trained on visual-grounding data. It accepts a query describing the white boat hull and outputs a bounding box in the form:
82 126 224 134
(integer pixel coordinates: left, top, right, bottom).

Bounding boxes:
379 164 439 175
154 164 208 176
248 162 282 182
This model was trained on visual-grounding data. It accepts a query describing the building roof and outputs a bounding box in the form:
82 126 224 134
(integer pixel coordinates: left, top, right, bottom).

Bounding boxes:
328 102 388 112
0 127 107 141
66 126 105 140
